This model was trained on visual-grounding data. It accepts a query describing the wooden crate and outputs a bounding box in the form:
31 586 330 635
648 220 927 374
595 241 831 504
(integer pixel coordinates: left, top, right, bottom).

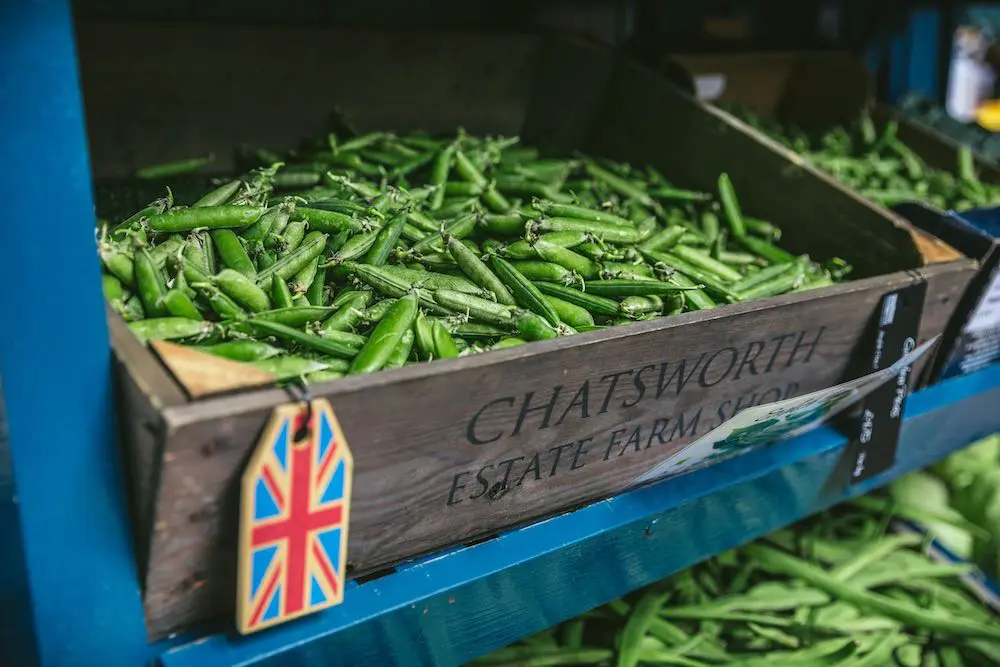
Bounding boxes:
78 23 975 638
660 50 1000 186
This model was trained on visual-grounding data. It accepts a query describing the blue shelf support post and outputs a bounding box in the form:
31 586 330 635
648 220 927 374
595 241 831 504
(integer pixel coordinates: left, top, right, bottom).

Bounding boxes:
0 1 149 665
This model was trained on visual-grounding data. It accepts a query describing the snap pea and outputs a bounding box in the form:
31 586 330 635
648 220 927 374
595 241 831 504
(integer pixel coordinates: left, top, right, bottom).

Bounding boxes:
255 232 328 285
271 275 294 309
532 240 600 280
305 265 328 306
252 306 335 327
431 320 460 359
542 294 594 329
247 356 336 380
133 248 169 317
128 317 214 342
277 220 307 256
508 261 577 285
214 269 271 312
192 340 282 362
291 257 321 295
580 279 697 298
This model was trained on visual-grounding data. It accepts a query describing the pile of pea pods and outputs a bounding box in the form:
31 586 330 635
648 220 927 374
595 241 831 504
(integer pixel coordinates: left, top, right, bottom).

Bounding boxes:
473 499 1000 666
99 129 850 383
727 104 1000 211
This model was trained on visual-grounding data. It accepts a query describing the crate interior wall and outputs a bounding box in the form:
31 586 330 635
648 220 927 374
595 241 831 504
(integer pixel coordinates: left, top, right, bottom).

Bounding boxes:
76 21 975 637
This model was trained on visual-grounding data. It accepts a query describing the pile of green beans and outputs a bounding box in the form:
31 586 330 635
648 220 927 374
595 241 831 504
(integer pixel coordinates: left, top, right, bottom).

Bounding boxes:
727 104 1000 211
99 129 850 383
472 500 1000 667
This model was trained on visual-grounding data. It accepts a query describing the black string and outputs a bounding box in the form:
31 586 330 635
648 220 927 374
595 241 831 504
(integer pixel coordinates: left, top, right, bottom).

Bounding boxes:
285 382 314 443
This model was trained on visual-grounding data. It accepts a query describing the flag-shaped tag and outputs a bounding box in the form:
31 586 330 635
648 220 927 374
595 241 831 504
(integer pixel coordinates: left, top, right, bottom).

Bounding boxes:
236 399 353 634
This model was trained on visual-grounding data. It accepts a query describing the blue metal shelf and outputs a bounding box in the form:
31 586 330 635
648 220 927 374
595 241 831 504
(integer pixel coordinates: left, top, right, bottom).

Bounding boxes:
153 364 1000 667
1 1 997 666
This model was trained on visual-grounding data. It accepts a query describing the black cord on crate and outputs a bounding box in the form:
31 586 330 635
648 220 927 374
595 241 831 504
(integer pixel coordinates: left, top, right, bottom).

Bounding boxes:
285 382 314 443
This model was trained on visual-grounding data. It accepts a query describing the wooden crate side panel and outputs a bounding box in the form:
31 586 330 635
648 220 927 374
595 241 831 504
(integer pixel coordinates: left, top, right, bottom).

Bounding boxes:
141 271 938 636
107 314 186 575
586 58 924 278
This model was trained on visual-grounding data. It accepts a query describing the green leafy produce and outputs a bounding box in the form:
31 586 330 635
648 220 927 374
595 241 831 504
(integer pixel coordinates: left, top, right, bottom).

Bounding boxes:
99 128 851 384
727 103 1000 211
472 500 1000 666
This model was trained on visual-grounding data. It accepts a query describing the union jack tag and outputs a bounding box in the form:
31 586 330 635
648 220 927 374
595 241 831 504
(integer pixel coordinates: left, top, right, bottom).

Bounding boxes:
236 399 353 634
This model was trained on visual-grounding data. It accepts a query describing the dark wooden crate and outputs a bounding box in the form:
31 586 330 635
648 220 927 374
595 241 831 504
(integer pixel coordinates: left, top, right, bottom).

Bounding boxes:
78 23 976 638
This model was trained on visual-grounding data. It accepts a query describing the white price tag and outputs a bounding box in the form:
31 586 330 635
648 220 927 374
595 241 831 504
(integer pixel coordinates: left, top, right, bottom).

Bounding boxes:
964 266 1000 335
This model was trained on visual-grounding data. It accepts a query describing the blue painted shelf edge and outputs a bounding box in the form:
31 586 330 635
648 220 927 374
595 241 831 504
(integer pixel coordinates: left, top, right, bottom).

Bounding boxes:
159 363 1000 667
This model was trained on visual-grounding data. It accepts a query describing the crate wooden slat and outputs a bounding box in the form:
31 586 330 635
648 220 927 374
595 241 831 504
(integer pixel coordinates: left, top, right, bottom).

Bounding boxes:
80 24 976 637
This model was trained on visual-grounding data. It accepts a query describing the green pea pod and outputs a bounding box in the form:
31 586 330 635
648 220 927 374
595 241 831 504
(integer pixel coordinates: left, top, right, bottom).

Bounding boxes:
128 317 214 343
582 279 697 298
305 369 346 383
384 329 416 369
735 234 796 265
255 232 328 285
192 180 242 208
192 340 282 362
452 323 508 340
503 231 589 259
212 229 257 279
735 265 806 301
429 143 456 210
377 265 483 295
146 205 264 232
454 149 510 213
432 289 516 328
318 328 366 350
148 235 186 268
491 256 560 327
102 274 124 302
350 293 419 374
620 295 664 317
162 288 203 320
344 262 448 315
507 260 576 286
277 220 307 256
248 356 336 381
669 271 716 311
671 245 744 283
331 289 374 310
363 298 398 324
321 292 371 332
121 295 145 321
431 320 460 359
214 268 271 312
294 207 367 234
101 247 135 287
730 262 798 294
305 266 328 306
252 306 335 327
533 201 634 228
248 319 357 359
257 250 276 270
445 235 517 306
194 283 247 320
271 275 295 309
409 214 478 254
533 281 620 317
182 233 213 276
243 203 291 246
133 248 169 317
478 213 526 237
325 228 380 265
542 294 594 329
291 256 320 295
584 161 656 208
533 218 642 245
601 261 655 281
492 337 527 350
413 313 437 360
515 312 558 341
363 213 406 266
